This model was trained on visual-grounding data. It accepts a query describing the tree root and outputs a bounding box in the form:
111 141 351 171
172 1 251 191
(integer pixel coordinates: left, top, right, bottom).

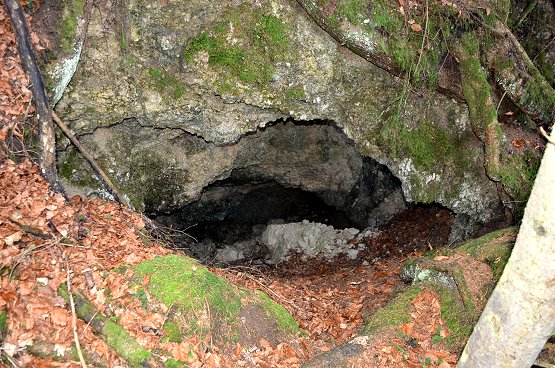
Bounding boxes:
456 32 502 181
57 284 156 367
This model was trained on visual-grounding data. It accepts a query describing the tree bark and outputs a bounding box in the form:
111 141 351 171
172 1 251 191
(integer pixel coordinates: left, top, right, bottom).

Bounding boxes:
457 132 555 367
5 0 60 192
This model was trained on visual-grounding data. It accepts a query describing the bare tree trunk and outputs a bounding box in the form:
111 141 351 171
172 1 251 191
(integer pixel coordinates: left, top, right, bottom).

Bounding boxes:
457 131 555 367
5 0 60 192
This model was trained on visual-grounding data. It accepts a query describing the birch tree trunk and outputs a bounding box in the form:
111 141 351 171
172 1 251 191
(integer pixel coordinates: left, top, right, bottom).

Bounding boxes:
457 132 555 367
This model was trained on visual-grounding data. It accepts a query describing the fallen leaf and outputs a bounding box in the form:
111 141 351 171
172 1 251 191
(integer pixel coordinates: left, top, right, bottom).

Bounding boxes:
411 23 422 32
402 322 414 336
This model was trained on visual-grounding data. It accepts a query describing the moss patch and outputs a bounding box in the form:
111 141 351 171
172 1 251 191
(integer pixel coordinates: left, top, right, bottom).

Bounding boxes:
132 255 243 343
459 33 496 138
257 291 300 334
284 86 306 100
364 286 422 334
499 150 540 219
364 284 471 353
60 0 85 52
183 7 290 90
380 118 470 172
163 320 182 343
133 255 241 317
455 227 516 280
59 148 99 189
103 321 151 366
334 0 445 86
148 68 185 99
436 286 473 352
0 311 7 338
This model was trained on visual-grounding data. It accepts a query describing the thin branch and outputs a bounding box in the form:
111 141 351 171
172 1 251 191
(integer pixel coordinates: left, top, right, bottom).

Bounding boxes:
52 111 131 209
65 255 88 368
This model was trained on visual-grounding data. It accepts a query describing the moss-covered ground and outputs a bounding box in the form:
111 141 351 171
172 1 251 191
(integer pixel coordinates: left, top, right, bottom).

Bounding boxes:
364 286 423 335
132 254 299 347
257 290 300 334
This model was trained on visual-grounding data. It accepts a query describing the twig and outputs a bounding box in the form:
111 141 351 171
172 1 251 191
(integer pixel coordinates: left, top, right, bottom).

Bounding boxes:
80 310 98 336
513 0 539 29
496 91 508 113
151 303 175 350
0 350 20 368
65 255 88 368
533 35 555 62
414 0 429 79
52 111 131 209
8 216 52 239
205 297 213 350
242 273 300 310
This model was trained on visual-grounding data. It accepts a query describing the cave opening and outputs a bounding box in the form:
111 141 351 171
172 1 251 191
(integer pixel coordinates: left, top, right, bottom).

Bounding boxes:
151 119 453 265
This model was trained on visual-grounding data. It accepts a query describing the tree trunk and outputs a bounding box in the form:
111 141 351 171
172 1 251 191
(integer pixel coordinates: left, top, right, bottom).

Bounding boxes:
5 0 60 192
457 132 555 367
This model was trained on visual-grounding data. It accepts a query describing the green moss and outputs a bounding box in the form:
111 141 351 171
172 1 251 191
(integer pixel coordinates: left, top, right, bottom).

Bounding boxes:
133 255 242 321
57 283 98 321
338 0 367 24
70 345 93 365
409 174 443 203
499 150 540 219
257 291 300 334
148 68 185 99
183 8 290 89
0 311 7 337
284 86 305 100
381 119 469 172
460 32 494 136
166 359 188 368
60 0 85 52
364 286 422 334
520 61 555 119
60 149 99 188
163 321 182 343
456 227 516 280
537 51 555 87
437 286 472 352
335 0 447 86
103 321 151 367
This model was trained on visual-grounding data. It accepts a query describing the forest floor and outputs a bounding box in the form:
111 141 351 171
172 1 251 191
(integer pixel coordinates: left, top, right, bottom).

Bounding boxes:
0 2 532 367
0 158 461 367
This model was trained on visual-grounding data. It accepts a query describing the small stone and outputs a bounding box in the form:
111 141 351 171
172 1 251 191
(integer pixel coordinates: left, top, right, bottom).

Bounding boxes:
362 260 369 266
347 249 359 259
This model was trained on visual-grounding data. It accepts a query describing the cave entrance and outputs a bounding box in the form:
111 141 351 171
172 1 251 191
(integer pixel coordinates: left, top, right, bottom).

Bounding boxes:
154 120 408 264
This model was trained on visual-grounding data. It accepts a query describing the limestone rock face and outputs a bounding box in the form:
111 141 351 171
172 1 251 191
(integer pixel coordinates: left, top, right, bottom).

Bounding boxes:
51 0 504 232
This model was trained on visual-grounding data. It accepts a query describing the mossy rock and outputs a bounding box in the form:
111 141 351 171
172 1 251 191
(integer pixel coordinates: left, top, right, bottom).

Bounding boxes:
132 254 299 351
454 227 516 280
364 284 470 351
